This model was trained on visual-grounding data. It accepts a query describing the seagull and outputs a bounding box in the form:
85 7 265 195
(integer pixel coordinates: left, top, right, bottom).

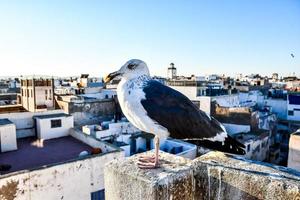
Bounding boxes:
104 59 245 169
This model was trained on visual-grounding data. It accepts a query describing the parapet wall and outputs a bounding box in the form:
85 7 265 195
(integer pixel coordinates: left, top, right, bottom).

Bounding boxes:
0 151 124 200
105 151 300 200
212 104 252 125
56 98 115 125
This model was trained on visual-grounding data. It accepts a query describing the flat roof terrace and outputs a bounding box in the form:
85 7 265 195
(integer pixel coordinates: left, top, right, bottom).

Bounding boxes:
0 136 93 175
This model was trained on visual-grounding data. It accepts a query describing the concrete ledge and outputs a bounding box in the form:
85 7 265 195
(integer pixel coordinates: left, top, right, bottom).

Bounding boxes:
105 151 300 200
104 151 193 200
193 152 300 200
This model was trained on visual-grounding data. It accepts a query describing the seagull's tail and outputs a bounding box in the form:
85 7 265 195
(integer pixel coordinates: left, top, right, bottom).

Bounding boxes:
187 135 246 155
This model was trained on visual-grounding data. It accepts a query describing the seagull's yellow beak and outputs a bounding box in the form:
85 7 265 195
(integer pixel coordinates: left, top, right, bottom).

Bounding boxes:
103 71 120 83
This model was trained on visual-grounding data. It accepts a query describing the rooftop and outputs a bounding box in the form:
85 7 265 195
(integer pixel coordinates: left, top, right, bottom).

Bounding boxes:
0 118 13 126
0 136 93 174
87 82 103 88
233 130 269 142
33 113 71 119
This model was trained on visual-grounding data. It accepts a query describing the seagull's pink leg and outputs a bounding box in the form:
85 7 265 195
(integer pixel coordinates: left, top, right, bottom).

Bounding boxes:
137 136 160 169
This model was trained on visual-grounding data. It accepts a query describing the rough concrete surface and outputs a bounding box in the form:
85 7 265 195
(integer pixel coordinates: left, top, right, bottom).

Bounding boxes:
192 151 300 200
105 151 300 200
104 150 193 200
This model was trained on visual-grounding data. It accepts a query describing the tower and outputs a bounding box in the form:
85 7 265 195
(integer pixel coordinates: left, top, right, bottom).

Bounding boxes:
167 63 177 79
21 77 55 112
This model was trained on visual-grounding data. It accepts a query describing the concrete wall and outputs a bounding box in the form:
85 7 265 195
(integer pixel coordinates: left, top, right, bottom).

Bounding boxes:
95 121 139 139
169 86 197 101
161 139 197 160
0 123 17 152
35 87 54 109
84 87 102 94
212 94 239 107
287 96 300 121
0 151 124 200
0 110 64 138
56 99 115 125
168 86 213 114
223 123 251 134
244 136 270 161
239 91 264 106
36 116 73 140
263 99 287 120
198 96 211 114
213 105 251 125
70 128 121 153
105 151 300 200
288 133 300 171
21 85 54 112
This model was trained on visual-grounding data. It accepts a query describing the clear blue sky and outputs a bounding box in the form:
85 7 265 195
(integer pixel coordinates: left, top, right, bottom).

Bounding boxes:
0 0 299 77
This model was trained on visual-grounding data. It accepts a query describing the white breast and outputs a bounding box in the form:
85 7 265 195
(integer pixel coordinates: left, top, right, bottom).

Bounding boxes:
117 77 169 141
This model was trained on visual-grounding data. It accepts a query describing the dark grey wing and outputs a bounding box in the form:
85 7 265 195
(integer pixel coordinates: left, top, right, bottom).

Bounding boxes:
141 80 246 155
141 80 224 140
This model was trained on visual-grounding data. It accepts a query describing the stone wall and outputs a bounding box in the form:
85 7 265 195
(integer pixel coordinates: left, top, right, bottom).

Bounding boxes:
212 104 252 125
105 151 300 200
288 133 300 171
56 99 116 125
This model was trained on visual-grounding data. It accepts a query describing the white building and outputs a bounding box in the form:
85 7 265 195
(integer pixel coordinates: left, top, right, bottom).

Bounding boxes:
83 120 197 159
262 98 287 120
288 131 300 171
0 118 17 152
234 130 270 162
0 109 66 139
34 113 74 140
287 94 300 121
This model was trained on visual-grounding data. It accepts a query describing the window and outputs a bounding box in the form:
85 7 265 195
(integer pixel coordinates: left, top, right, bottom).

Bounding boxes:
247 144 251 152
30 89 33 98
28 80 33 86
49 89 52 100
51 119 62 128
288 110 294 116
45 90 48 100
91 190 105 200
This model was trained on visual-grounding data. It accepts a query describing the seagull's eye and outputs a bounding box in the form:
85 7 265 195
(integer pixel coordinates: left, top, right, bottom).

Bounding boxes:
128 63 136 70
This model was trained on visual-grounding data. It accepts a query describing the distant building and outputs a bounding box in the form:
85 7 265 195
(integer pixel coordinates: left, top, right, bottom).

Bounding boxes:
167 78 237 114
167 63 177 79
272 73 279 81
55 91 117 126
287 93 300 121
288 131 300 171
20 77 55 112
233 130 270 162
83 120 197 159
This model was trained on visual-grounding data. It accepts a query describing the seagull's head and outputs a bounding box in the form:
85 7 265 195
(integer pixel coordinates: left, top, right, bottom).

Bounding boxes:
104 59 150 83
